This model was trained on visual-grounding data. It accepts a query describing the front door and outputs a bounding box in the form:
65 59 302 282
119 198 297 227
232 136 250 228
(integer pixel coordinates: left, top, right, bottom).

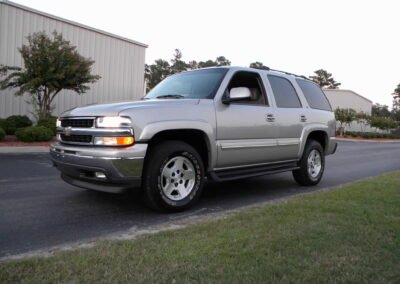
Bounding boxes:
215 71 280 168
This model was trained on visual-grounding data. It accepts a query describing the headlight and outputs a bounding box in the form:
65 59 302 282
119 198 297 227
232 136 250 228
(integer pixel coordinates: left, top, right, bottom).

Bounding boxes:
96 116 131 128
56 118 61 127
94 136 135 146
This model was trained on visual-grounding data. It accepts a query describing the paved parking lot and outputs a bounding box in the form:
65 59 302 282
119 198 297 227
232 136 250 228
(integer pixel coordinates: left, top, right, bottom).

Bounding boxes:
1 141 400 257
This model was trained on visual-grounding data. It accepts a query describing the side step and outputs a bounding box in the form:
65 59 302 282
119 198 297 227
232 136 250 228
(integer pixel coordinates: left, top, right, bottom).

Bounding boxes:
209 162 299 182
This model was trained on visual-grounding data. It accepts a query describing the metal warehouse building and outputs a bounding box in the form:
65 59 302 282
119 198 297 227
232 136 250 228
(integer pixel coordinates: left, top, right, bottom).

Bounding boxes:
323 89 373 114
0 0 147 120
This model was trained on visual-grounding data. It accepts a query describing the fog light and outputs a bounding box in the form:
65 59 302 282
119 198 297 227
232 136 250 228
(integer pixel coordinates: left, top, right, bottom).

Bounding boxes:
95 172 106 179
93 136 134 146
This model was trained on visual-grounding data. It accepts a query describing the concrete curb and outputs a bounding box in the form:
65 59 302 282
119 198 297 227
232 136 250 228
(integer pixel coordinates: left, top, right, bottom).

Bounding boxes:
0 146 50 153
336 138 400 143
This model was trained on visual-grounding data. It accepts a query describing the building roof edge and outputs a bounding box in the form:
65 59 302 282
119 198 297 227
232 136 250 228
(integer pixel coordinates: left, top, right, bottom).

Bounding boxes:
323 89 373 103
0 0 148 48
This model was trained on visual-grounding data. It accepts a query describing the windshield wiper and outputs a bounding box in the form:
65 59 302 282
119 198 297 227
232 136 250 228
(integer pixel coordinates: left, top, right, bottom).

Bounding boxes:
156 94 185 99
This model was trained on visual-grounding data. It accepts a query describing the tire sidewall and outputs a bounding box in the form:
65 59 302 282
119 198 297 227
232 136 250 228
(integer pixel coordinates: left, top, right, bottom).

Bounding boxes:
305 142 325 184
157 150 203 207
144 141 205 211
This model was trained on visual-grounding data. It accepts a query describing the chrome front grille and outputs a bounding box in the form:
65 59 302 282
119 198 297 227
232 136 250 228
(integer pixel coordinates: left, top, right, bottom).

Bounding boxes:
57 117 133 146
61 118 94 128
60 134 92 144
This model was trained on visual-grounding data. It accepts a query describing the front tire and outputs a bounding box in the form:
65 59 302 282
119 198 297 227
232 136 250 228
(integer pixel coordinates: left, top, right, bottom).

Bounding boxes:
142 141 205 212
293 140 325 186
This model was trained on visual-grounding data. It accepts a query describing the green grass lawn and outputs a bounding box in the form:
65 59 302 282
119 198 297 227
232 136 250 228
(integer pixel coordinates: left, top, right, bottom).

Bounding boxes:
1 172 400 283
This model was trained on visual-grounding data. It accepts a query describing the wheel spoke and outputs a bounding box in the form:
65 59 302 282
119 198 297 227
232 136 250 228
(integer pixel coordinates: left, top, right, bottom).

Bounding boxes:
162 166 175 179
183 169 195 181
163 182 175 196
176 184 187 197
307 149 322 178
160 155 197 201
175 158 184 171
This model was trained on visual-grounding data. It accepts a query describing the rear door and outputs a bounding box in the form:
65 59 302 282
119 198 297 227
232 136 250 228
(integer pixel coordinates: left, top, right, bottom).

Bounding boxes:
266 74 306 160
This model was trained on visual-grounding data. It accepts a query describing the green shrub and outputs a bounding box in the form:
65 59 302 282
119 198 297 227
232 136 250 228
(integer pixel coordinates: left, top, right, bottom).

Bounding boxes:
346 131 400 139
37 116 57 135
15 126 53 142
4 115 33 134
0 118 7 131
0 127 5 141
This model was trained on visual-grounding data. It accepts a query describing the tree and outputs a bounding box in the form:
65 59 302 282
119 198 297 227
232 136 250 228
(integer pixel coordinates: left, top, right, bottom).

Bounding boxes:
0 31 100 120
392 83 400 110
371 103 391 117
198 56 231 68
309 69 341 89
334 108 356 136
249 62 269 70
144 49 232 92
355 111 371 133
145 59 171 92
370 116 397 132
198 60 218 68
170 49 188 74
215 56 231 66
187 60 198 70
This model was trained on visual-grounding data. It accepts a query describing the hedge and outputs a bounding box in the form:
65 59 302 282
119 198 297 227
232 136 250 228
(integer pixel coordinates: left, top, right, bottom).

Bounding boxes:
344 131 400 139
15 126 53 142
3 115 33 135
0 127 5 141
37 116 57 135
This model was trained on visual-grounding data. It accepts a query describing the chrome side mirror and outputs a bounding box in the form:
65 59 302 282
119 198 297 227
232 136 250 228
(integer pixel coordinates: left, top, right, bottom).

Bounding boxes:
222 87 251 104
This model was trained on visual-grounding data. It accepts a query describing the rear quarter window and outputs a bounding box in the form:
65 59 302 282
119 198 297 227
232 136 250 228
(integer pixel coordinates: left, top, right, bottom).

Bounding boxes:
268 75 302 108
296 79 332 111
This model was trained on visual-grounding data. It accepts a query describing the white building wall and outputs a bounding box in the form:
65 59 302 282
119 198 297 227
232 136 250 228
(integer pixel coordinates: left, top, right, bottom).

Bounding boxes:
0 1 147 120
323 89 381 133
324 89 373 115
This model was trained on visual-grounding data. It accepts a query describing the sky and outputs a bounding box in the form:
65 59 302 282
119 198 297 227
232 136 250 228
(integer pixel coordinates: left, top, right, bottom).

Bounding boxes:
12 0 400 107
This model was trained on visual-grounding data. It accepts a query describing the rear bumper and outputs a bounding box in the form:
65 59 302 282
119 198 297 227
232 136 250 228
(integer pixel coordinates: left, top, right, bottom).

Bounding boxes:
50 142 148 193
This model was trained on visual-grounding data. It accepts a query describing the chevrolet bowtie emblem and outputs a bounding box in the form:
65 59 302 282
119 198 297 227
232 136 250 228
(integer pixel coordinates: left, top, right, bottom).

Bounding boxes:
64 127 72 136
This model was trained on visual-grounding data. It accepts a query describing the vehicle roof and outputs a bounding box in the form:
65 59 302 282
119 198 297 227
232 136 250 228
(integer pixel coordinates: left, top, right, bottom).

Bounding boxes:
188 66 312 82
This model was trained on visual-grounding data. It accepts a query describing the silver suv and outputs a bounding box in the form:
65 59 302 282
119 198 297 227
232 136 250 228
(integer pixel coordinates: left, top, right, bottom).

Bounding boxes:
51 67 337 211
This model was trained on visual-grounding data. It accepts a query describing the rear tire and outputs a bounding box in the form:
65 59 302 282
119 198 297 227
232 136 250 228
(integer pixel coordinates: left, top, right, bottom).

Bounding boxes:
142 141 205 212
293 140 325 186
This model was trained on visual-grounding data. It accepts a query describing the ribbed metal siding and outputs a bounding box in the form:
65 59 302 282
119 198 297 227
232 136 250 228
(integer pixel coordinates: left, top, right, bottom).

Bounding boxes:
0 2 146 119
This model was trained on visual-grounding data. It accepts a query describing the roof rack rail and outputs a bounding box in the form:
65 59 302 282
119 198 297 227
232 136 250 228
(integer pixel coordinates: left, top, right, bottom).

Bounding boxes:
269 68 311 81
249 66 270 70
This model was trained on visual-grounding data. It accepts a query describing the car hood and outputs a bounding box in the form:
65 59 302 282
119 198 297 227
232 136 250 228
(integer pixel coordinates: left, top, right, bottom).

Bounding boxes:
60 99 201 117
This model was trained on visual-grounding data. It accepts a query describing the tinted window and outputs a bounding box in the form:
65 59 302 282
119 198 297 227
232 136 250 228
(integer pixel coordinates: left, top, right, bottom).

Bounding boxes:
268 75 301 108
145 68 228 99
296 79 332 111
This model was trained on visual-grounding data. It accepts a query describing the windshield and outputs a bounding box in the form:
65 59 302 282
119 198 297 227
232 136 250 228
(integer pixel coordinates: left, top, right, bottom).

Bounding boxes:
144 68 228 100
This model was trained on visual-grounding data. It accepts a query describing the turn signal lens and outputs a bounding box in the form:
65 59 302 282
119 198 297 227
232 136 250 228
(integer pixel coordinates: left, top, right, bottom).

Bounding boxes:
94 136 134 146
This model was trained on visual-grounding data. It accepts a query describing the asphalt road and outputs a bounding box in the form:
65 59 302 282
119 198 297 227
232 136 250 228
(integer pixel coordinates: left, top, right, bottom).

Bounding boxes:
1 141 400 258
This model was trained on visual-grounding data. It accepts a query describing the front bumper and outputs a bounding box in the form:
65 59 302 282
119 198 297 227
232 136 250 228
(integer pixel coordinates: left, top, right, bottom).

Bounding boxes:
50 142 148 193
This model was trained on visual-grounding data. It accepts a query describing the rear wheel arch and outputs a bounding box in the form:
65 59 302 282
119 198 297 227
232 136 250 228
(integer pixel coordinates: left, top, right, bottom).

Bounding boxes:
304 130 329 153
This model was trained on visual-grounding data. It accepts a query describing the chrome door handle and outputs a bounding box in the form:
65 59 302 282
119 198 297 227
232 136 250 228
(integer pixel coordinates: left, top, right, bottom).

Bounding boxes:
300 115 307 122
266 114 275 122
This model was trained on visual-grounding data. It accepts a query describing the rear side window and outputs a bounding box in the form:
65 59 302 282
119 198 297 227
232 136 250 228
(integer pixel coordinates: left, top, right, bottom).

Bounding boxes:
296 79 332 111
268 75 301 108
